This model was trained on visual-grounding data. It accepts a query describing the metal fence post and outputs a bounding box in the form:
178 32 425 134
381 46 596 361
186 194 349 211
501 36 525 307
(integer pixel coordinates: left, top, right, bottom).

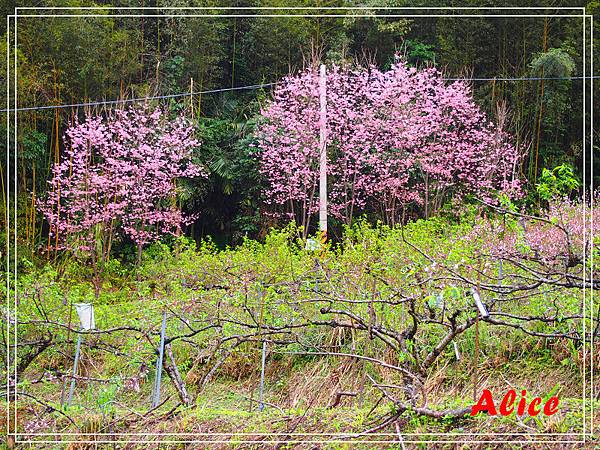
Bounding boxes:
66 333 82 407
153 311 167 407
258 340 267 412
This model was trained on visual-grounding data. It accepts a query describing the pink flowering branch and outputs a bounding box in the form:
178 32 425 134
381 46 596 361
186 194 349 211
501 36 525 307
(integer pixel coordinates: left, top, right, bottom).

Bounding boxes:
256 58 524 229
40 106 206 295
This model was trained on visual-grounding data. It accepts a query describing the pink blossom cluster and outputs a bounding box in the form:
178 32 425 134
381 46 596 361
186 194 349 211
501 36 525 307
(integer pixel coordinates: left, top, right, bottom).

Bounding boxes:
475 198 599 267
40 107 205 253
256 59 523 226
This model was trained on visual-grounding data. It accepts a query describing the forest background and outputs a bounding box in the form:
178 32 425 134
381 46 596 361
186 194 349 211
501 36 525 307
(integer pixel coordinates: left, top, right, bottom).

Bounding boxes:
1 1 598 253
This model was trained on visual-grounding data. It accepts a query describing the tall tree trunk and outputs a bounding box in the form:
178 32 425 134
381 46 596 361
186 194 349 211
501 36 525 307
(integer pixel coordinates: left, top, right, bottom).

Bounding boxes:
137 242 143 266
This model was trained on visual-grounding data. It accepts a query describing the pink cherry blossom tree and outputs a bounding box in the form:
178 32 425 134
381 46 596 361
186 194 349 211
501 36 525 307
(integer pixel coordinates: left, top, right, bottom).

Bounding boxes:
255 58 523 231
40 106 204 296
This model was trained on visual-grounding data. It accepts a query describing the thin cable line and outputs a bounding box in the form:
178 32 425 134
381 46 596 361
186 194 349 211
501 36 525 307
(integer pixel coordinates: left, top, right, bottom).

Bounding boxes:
446 75 600 81
0 83 276 113
1 76 599 113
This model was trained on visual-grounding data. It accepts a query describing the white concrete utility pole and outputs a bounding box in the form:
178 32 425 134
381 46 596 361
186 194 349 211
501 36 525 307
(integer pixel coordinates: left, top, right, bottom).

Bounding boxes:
318 64 328 237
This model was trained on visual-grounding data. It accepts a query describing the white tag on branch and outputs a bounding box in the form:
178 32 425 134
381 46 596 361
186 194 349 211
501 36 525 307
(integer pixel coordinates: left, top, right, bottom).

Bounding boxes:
471 288 489 318
453 341 461 361
75 303 95 330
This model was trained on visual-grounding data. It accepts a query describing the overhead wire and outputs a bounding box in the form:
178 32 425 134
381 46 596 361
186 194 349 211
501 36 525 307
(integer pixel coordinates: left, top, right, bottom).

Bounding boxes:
1 76 599 113
0 83 277 113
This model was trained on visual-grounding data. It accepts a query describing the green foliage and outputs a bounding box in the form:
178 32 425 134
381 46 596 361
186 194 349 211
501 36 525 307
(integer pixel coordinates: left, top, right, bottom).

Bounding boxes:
95 383 118 416
528 47 578 174
535 164 580 201
529 48 576 78
21 130 48 162
187 104 263 244
404 39 436 66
